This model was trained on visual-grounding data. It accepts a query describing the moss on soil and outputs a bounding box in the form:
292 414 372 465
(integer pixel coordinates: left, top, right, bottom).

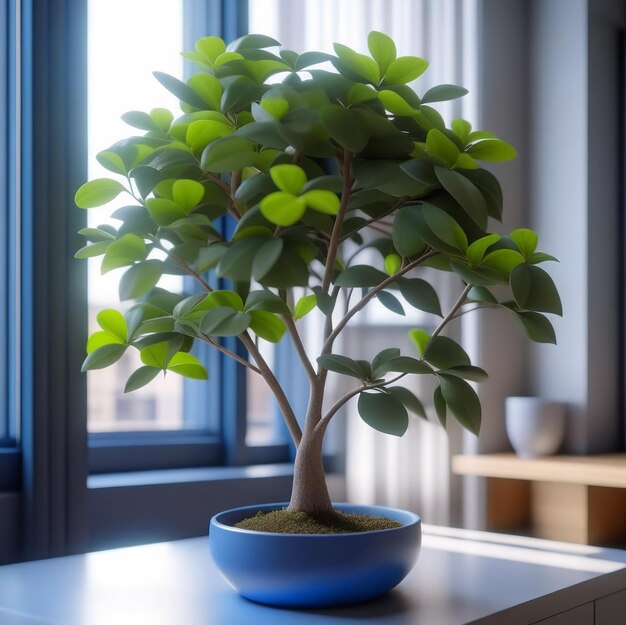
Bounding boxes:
234 509 402 534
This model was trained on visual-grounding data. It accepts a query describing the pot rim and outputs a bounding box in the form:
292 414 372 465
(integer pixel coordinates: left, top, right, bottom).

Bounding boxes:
210 501 421 538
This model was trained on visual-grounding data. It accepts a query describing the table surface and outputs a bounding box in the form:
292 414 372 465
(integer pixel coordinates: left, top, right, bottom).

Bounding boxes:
1 525 626 625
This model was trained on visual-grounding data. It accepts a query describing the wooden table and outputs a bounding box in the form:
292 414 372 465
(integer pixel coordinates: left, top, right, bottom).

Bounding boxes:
453 453 626 544
1 525 626 624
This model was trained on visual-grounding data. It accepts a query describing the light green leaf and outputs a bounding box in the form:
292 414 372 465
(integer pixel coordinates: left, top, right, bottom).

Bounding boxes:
75 241 111 259
86 330 124 354
408 328 430 357
119 260 163 301
249 310 287 343
481 249 525 277
451 118 472 143
378 90 416 116
97 309 128 342
454 153 479 170
269 164 307 195
125 366 161 392
384 56 429 84
101 234 147 273
260 192 307 226
333 43 380 83
260 97 289 120
186 120 233 153
467 234 501 266
201 137 258 172
187 73 222 111
348 83 378 106
195 36 226 63
426 129 460 167
75 178 127 208
358 391 408 437
172 179 205 212
96 150 127 176
467 138 517 162
294 294 317 320
167 352 208 379
302 190 340 215
368 31 396 74
205 290 245 312
150 108 173 132
145 198 187 226
384 254 402 276
510 228 539 258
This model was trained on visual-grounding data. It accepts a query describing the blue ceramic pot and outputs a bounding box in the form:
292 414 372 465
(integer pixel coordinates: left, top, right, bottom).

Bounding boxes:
209 502 421 608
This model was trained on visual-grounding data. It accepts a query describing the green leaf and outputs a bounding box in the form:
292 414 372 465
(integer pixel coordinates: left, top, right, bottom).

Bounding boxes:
121 111 159 132
335 265 388 287
510 264 563 315
452 119 472 143
78 227 116 242
527 252 559 265
75 178 126 208
333 43 380 83
358 391 408 437
227 33 281 52
510 228 539 258
97 309 128 342
467 138 517 162
75 241 111 259
454 153 479 170
124 366 160 392
260 192 307 226
140 340 180 369
249 310 287 343
260 97 290 121
186 120 233 153
294 294 317 320
167 352 208 379
201 137 258 172
433 386 447 428
378 90 416 116
187 73 222 111
434 166 488 230
376 356 432 375
510 310 557 344
96 150 127 175
153 71 208 109
438 373 481 435
396 277 442 316
145 198 187 226
269 164 307 194
302 190 340 215
442 366 488 382
392 206 427 257
371 348 401 377
101 234 147 273
467 234 501 265
119 260 163 301
317 354 370 379
424 335 471 368
150 108 174 132
172 179 205 212
400 158 438 185
421 203 468 253
426 129 459 167
376 291 405 315
384 56 429 84
195 36 226 63
204 290 245 311
385 386 427 419
252 238 284 280
320 105 370 153
295 51 335 70
245 290 291 314
86 330 124 354
81 344 127 371
384 254 402 276
348 83 378 105
368 31 396 74
408 328 430 357
421 84 468 104
461 169 503 221
481 249 525 277
200 307 251 336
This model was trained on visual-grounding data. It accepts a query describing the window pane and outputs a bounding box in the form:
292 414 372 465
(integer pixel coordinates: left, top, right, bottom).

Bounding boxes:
87 0 185 433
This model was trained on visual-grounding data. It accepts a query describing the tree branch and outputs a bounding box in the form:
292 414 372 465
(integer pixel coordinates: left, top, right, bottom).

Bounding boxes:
240 332 302 447
283 315 317 383
155 241 214 292
322 150 353 293
432 283 473 338
197 335 260 374
321 249 438 356
338 200 402 243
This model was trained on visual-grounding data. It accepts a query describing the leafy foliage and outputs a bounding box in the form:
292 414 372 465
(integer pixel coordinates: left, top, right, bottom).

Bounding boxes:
76 30 561 448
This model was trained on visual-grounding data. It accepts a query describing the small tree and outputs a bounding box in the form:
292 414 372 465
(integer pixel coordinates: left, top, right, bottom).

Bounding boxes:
76 32 561 517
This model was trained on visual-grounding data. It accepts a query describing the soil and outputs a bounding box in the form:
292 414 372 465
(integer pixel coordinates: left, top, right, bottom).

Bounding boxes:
233 509 402 534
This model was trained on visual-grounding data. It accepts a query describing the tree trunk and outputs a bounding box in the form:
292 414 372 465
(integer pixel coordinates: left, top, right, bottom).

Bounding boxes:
287 430 334 515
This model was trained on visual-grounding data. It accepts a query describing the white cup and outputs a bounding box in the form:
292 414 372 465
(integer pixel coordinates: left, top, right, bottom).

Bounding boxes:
505 397 566 459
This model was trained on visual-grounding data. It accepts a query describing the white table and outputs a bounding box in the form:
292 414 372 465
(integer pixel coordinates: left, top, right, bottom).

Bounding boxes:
1 525 626 625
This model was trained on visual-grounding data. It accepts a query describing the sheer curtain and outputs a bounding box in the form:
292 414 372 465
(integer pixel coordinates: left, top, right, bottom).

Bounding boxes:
248 0 478 525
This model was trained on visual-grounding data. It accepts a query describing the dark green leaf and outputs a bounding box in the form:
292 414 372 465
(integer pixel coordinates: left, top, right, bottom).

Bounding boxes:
376 291 405 315
371 348 401 377
421 84 468 104
424 335 471 368
434 166 488 230
461 169 503 221
317 354 370 379
153 71 208 109
200 307 251 336
335 265 388 287
392 206 427 257
376 356 432 375
358 391 408 437
442 366 488 382
385 386 427 419
396 277 442 316
433 386 447 428
320 104 370 153
252 238 284 280
201 136 258 172
510 310 557 344
333 43 380 83
227 34 281 52
81 344 127 371
245 290 290 314
510 264 562 315
124 366 160 392
438 373 481 435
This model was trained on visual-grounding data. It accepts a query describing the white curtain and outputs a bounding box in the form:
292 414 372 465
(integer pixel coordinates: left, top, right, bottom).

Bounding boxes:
249 0 478 526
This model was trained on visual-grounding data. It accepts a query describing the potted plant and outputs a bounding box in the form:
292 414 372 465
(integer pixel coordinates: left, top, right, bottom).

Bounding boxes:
75 31 561 607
